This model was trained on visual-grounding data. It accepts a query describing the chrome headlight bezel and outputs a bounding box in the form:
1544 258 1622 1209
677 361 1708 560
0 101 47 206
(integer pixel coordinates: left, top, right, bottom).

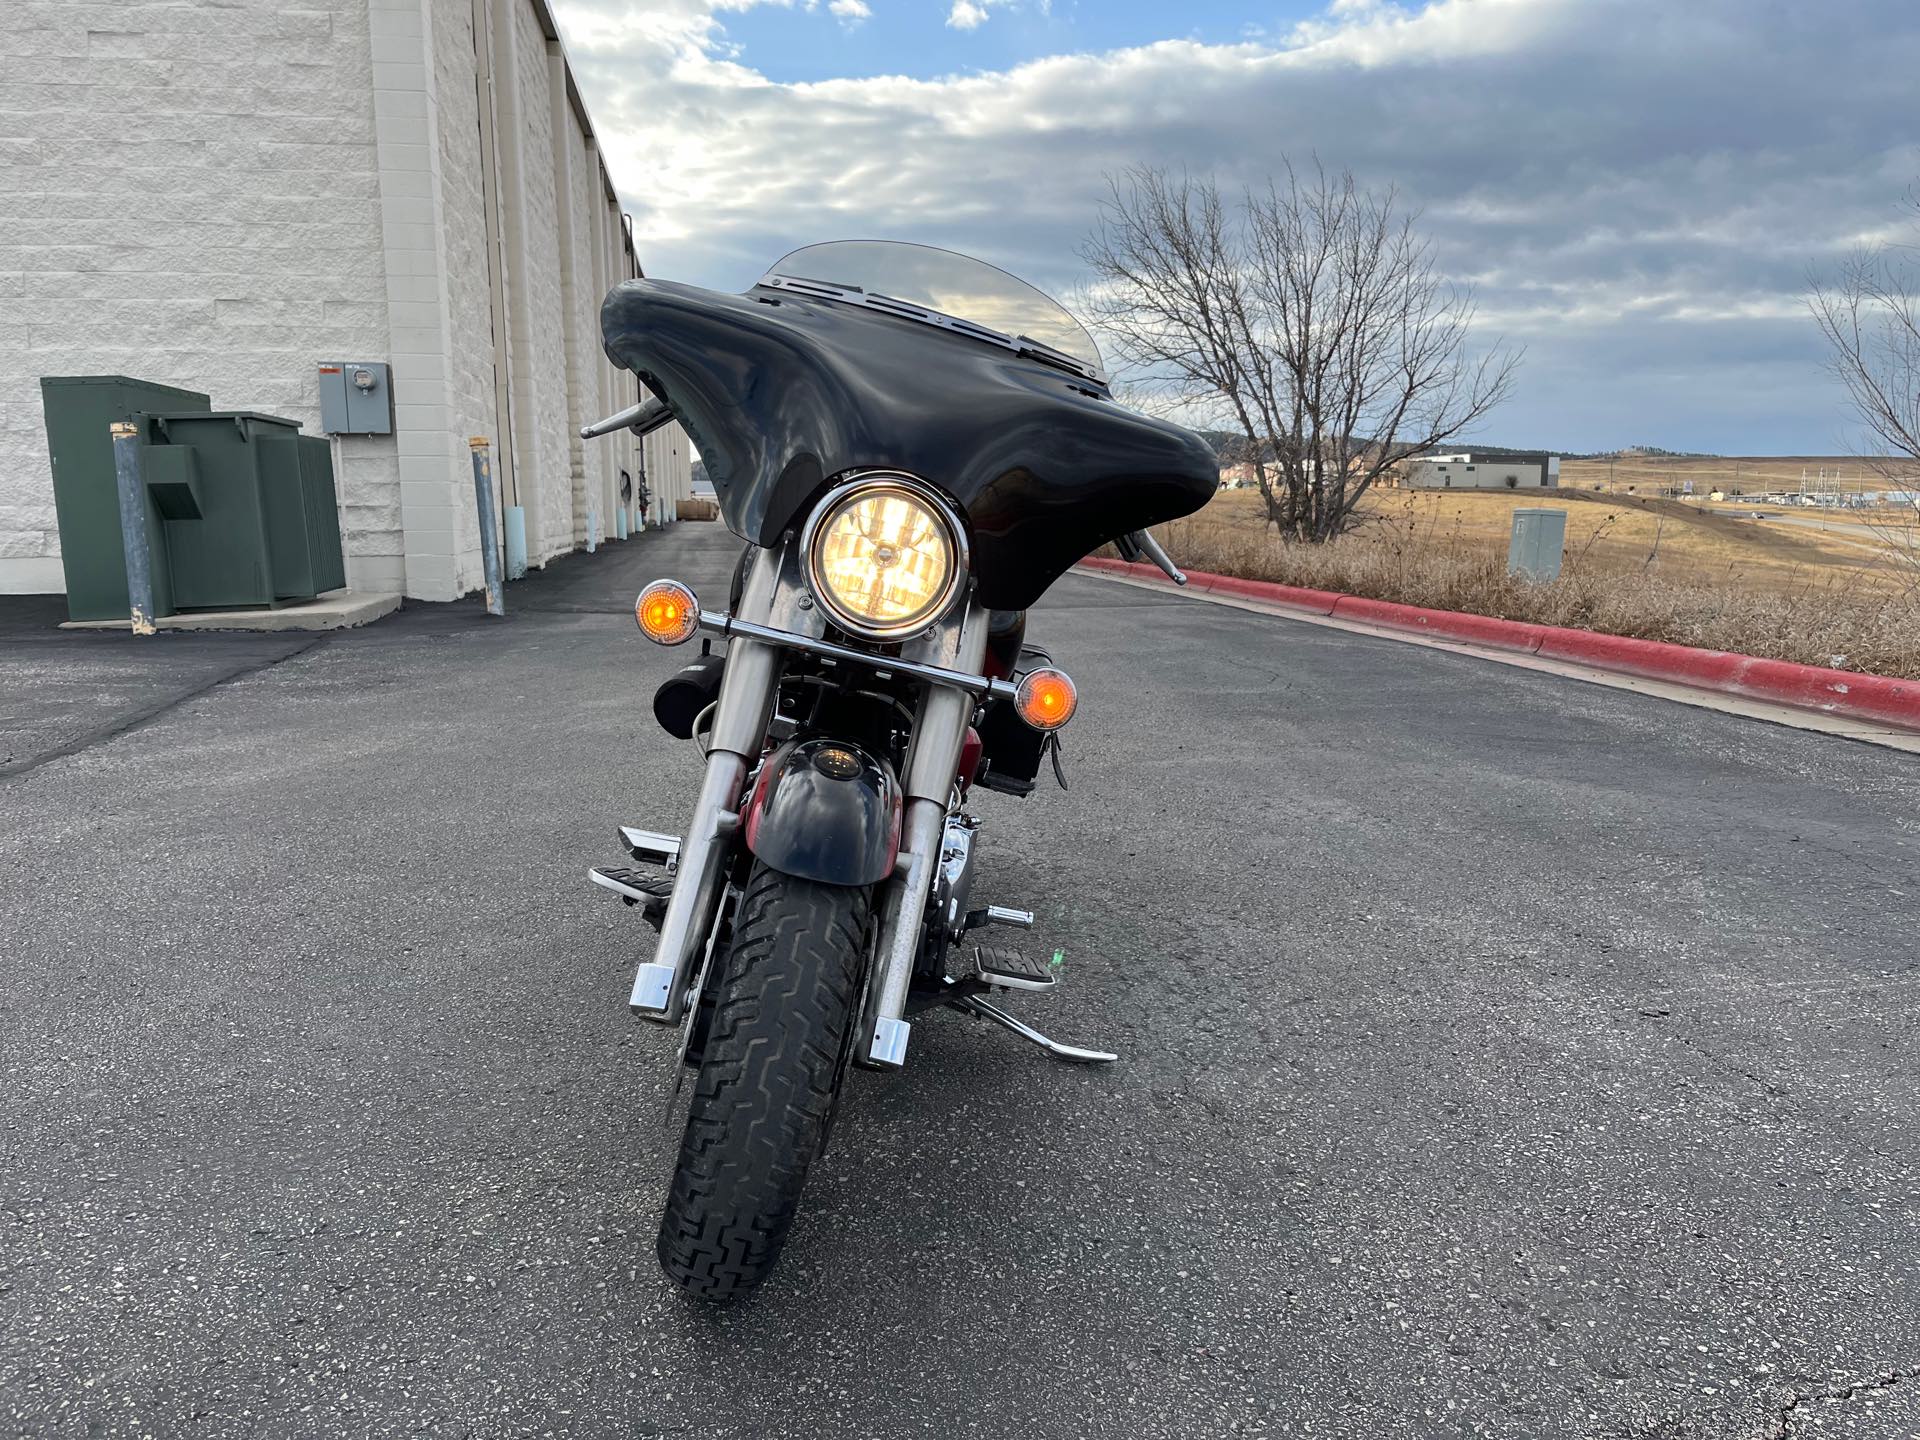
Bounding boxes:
800 472 969 642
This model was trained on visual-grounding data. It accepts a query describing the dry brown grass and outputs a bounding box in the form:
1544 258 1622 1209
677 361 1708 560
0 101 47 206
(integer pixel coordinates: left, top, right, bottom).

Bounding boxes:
1151 491 1920 680
1358 487 1909 594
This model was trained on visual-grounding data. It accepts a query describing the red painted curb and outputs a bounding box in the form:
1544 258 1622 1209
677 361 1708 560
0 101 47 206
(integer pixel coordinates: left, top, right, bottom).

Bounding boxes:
1532 628 1743 689
1329 594 1549 654
1204 573 1344 615
1075 558 1920 734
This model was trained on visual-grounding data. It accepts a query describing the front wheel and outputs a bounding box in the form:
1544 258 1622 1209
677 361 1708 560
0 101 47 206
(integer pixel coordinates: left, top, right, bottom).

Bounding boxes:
656 861 872 1299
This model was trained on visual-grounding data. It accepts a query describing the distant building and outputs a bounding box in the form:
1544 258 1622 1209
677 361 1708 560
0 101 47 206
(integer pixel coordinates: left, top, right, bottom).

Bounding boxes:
1217 462 1260 490
1406 453 1560 491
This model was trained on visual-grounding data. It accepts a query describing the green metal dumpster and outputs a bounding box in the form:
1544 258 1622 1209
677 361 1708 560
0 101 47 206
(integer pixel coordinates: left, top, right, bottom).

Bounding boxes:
39 377 347 620
39 375 211 621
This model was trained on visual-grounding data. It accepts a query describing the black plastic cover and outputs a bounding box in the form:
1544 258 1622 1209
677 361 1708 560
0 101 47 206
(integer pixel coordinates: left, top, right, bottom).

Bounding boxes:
652 651 726 739
599 279 1217 610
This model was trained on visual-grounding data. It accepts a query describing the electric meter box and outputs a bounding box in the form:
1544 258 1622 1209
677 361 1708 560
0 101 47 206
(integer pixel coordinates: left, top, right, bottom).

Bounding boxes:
318 361 394 435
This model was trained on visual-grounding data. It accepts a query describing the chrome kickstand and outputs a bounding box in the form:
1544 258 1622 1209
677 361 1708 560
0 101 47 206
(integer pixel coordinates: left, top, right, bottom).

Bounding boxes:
948 995 1117 1065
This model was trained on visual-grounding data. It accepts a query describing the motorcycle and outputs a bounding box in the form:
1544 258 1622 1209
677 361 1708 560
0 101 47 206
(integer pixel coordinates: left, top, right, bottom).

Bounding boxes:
578 240 1215 1299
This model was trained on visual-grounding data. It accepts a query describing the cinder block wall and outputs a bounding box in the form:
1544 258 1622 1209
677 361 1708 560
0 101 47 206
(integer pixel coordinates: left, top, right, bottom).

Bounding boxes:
503 0 572 568
0 0 401 593
0 0 672 602
559 112 600 546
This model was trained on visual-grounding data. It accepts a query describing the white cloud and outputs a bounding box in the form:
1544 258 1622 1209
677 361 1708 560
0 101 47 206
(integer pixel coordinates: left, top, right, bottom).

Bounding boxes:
945 0 1025 31
828 0 870 23
552 0 1920 451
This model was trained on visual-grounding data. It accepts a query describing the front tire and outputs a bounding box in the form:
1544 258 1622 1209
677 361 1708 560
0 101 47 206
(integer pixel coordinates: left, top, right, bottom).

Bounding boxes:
656 861 872 1299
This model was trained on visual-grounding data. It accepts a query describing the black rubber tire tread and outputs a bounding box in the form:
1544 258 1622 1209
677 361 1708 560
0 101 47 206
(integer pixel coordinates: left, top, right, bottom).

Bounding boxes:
656 862 871 1300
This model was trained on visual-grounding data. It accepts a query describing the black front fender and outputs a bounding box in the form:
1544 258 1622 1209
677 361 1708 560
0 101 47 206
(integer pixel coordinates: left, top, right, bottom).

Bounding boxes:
742 738 901 887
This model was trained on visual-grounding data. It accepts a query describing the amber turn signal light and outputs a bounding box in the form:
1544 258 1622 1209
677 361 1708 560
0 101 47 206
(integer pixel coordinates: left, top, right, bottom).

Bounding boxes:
1014 666 1077 731
636 579 700 645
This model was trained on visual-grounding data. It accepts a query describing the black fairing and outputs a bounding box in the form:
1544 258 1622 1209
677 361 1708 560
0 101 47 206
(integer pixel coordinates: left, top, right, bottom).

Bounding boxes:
599 279 1218 611
744 738 901 888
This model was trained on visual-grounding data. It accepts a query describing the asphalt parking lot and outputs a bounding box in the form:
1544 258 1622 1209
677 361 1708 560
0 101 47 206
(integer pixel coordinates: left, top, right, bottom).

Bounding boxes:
2 524 1917 1439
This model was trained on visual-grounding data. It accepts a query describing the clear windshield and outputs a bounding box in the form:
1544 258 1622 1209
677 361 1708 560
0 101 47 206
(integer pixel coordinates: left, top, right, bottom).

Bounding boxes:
759 240 1103 374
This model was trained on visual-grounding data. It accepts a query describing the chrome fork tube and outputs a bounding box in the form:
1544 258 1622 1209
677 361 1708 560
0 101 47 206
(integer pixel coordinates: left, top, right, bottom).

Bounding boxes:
630 751 746 1021
630 547 784 1023
861 602 990 1068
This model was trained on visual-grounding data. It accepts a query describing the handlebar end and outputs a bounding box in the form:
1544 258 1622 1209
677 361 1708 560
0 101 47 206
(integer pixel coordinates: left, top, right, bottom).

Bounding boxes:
580 396 672 442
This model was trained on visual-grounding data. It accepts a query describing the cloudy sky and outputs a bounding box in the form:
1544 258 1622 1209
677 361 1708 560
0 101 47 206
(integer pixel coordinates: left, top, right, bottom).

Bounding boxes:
553 0 1918 454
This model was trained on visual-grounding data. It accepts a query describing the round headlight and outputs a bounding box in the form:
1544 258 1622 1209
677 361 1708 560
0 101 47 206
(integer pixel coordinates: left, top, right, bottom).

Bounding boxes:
805 479 963 639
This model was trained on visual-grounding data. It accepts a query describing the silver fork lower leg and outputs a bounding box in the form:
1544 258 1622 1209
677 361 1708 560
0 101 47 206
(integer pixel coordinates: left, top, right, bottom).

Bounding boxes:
860 796 945 1068
629 750 746 1021
859 610 989 1070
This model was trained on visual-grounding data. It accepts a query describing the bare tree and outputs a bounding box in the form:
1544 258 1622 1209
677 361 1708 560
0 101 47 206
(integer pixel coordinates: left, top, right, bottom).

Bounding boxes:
1808 191 1920 468
1082 163 1520 542
1809 189 1920 590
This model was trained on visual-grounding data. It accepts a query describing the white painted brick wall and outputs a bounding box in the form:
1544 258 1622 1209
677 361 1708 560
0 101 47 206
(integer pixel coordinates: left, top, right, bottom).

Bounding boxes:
368 0 458 601
426 0 497 598
0 0 646 600
504 0 571 569
558 112 597 545
0 0 404 592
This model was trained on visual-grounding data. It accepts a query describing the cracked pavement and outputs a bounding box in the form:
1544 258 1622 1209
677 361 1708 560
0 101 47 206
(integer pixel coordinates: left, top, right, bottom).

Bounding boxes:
2 524 1918 1438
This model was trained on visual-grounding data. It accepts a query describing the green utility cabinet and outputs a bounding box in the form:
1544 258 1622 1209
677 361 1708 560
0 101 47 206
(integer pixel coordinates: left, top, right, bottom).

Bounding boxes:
39 377 346 621
1507 507 1568 582
40 375 212 621
145 411 346 609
